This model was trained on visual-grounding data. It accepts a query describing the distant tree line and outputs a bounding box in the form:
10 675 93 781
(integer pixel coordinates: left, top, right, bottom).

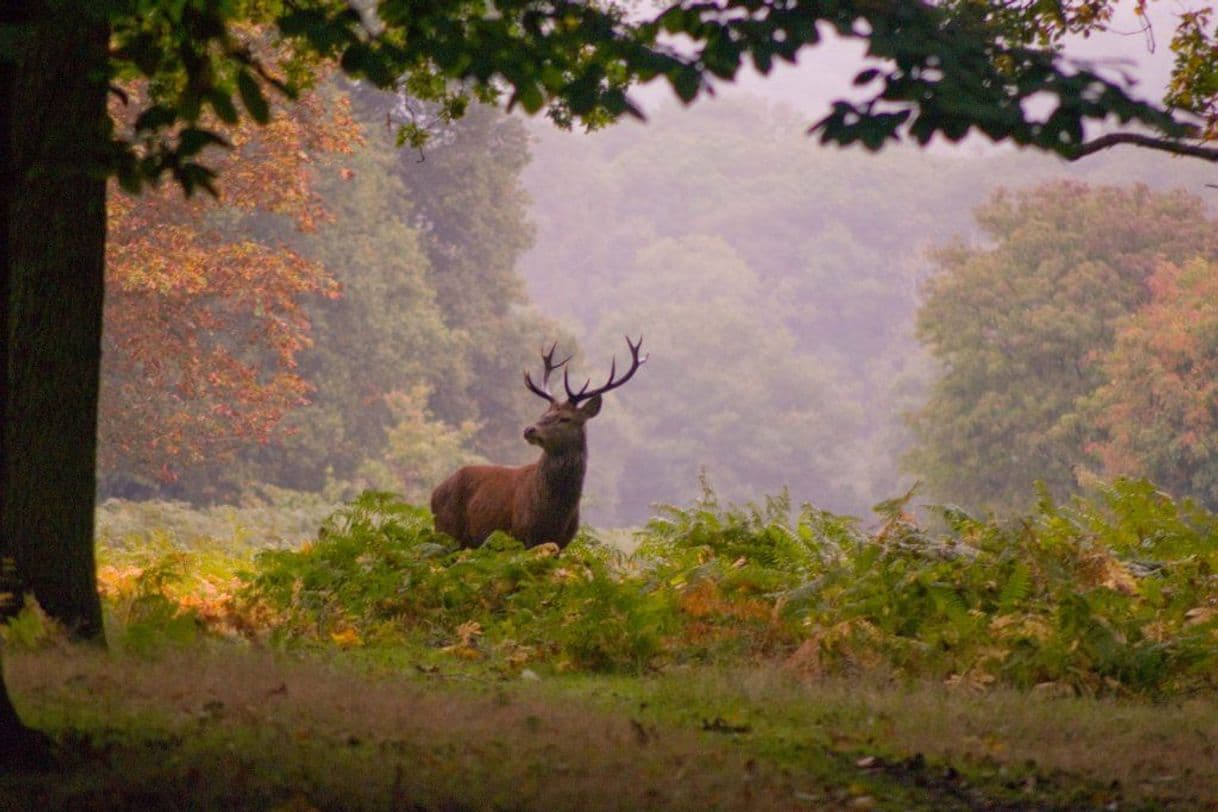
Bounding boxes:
909 182 1218 513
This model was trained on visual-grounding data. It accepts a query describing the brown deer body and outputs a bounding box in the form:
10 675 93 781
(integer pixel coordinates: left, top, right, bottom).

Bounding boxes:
430 337 646 549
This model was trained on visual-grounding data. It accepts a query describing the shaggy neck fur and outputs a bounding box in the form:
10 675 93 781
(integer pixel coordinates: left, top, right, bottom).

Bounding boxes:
536 442 587 509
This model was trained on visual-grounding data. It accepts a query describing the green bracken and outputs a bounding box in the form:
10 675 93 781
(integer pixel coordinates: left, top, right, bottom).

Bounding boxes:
220 479 1218 695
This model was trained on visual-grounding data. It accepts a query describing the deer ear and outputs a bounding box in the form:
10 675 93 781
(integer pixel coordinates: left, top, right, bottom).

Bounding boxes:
578 394 603 418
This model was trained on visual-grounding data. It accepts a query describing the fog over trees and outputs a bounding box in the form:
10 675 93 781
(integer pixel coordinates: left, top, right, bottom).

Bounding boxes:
91 84 1218 526
520 96 1212 523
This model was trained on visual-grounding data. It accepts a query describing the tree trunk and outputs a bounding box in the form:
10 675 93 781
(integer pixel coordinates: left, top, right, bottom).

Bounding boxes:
0 9 53 768
0 660 24 752
2 4 108 640
0 12 25 756
0 660 51 770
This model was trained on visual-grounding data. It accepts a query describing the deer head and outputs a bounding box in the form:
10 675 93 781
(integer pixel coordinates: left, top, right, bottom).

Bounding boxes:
521 336 647 454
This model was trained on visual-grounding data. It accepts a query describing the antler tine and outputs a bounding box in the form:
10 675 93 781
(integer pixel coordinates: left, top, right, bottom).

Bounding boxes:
563 368 591 402
524 341 571 403
540 341 572 371
566 334 648 405
523 370 552 403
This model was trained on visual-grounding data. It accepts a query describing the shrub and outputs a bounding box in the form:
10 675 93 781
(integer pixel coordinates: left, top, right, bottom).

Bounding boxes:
240 492 675 672
94 478 1218 695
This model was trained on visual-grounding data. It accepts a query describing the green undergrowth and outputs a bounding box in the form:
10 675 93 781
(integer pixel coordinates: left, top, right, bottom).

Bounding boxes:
16 478 1215 694
229 480 1218 696
242 493 675 671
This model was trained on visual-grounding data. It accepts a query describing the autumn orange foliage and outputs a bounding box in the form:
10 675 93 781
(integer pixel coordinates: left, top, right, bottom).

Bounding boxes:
1089 258 1218 504
101 78 359 488
676 579 788 655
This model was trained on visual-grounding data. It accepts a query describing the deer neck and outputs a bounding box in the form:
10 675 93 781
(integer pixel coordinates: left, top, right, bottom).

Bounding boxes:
536 442 587 507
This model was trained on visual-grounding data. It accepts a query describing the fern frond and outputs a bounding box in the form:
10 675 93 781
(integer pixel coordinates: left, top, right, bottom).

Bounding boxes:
998 563 1032 612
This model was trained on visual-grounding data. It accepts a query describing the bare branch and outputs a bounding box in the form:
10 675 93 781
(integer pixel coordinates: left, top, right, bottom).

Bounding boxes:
1064 132 1218 162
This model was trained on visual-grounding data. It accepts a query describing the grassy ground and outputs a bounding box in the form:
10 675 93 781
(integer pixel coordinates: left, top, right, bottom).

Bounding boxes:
7 490 1215 808
3 645 1217 810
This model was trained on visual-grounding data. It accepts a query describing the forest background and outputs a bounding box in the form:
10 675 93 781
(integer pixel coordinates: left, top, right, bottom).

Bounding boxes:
99 75 1218 526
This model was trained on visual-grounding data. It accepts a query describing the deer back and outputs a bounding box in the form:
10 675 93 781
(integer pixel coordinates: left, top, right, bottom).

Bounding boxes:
430 463 535 549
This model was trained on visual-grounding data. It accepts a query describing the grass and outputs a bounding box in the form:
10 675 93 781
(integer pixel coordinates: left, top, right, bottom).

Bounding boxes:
553 668 1218 808
4 645 1218 810
6 486 1218 808
2 647 799 810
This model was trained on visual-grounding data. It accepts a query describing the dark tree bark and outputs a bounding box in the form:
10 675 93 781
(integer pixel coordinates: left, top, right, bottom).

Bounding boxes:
0 663 26 757
0 661 50 770
2 3 108 640
0 14 24 757
0 5 53 768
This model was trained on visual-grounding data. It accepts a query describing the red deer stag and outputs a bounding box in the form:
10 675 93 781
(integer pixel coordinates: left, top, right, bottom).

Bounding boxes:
430 336 647 549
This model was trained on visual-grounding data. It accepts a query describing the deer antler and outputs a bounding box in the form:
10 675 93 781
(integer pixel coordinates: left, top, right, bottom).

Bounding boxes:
523 342 572 403
564 335 647 404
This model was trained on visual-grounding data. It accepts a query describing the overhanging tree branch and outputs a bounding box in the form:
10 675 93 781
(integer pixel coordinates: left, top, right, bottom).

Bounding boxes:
1064 132 1218 162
